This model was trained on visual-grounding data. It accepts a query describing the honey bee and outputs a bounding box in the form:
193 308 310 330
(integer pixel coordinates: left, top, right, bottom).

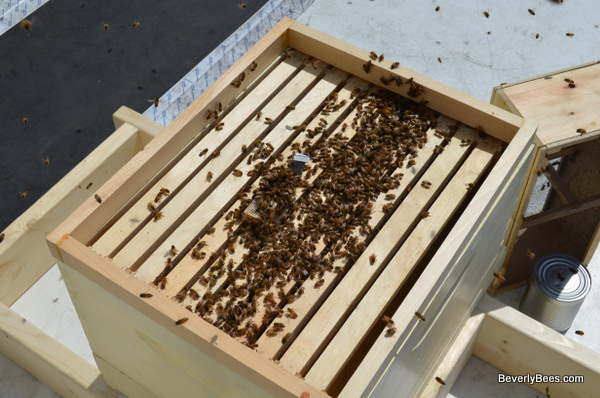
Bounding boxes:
466 182 476 191
94 194 102 203
151 97 159 107
22 117 28 124
104 24 109 30
266 329 279 337
385 327 397 337
286 104 296 110
435 6 440 11
380 76 390 86
132 22 140 27
381 315 394 325
250 61 257 71
175 317 189 325
20 19 32 31
43 157 50 165
286 308 298 319
207 227 216 235
84 182 92 190
314 279 325 288
232 169 243 177
385 193 396 200
363 60 372 74
205 110 214 120
139 293 153 298
528 9 535 15
577 128 587 134
160 278 167 289
153 211 163 221
526 249 536 260
281 333 292 344
545 387 550 398
284 50 292 58
407 159 416 167
493 272 505 282
378 53 384 62
170 245 177 256
239 3 247 9
435 377 446 385
415 311 426 321
215 123 224 131
0 233 4 243
421 180 432 189
217 102 223 112
369 51 378 60
309 60 318 69
264 117 273 125
535 33 540 39
483 11 489 18
189 289 200 300
369 254 377 265
437 57 442 63
212 150 220 158
575 330 584 336
420 211 430 219
460 138 471 147
147 202 156 212
199 148 208 156
390 62 399 70
566 32 574 37
19 191 27 198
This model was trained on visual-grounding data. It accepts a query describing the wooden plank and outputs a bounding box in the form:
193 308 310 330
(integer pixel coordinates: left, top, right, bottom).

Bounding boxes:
165 77 369 298
0 122 145 307
93 355 159 398
304 135 499 390
522 193 600 229
50 218 327 398
92 53 306 258
279 125 482 375
541 158 579 206
0 302 114 398
113 58 329 274
418 310 485 398
343 121 536 397
113 105 164 142
53 17 293 248
128 61 339 283
287 21 523 144
584 220 600 265
474 294 600 398
499 62 600 147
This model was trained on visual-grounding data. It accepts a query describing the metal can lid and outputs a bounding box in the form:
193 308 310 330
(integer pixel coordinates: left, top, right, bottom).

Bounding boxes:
534 254 591 302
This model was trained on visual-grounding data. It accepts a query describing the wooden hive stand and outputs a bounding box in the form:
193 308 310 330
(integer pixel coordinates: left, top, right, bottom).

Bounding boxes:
46 18 537 398
490 62 600 295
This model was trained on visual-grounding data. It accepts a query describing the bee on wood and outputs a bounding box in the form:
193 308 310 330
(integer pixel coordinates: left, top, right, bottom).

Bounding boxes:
460 138 471 147
577 128 587 135
380 76 390 86
147 202 156 212
566 32 574 37
309 60 318 69
483 11 489 18
363 60 372 74
284 50 293 58
286 308 298 319
207 227 215 235
189 289 200 300
211 150 220 158
385 193 396 201
385 327 397 337
175 317 189 326
381 315 394 325
415 311 426 321
250 61 257 71
420 211 430 219
493 272 506 282
205 110 214 120
266 328 279 337
94 194 102 203
526 249 536 260
216 102 223 113
286 104 296 110
264 117 273 125
232 169 243 177
314 279 325 288
160 278 167 290
528 9 535 15
575 330 584 336
369 51 378 61
170 245 178 256
139 293 153 298
435 6 440 12
421 180 432 189
435 377 446 385
281 333 292 344
407 159 416 167
378 53 384 62
369 254 377 265
215 123 224 131
391 62 399 70
86 182 93 189
466 182 476 191
0 233 4 243
152 211 163 221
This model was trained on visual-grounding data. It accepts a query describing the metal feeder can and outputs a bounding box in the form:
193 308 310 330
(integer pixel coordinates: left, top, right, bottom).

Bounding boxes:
520 254 591 333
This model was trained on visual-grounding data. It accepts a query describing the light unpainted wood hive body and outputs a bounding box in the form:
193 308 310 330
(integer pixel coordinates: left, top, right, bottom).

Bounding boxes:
48 18 536 398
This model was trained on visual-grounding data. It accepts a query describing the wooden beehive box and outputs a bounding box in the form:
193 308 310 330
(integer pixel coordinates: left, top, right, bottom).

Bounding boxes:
490 62 600 295
47 18 536 398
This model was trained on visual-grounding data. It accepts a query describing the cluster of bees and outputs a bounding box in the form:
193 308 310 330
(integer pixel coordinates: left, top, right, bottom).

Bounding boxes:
156 82 436 347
